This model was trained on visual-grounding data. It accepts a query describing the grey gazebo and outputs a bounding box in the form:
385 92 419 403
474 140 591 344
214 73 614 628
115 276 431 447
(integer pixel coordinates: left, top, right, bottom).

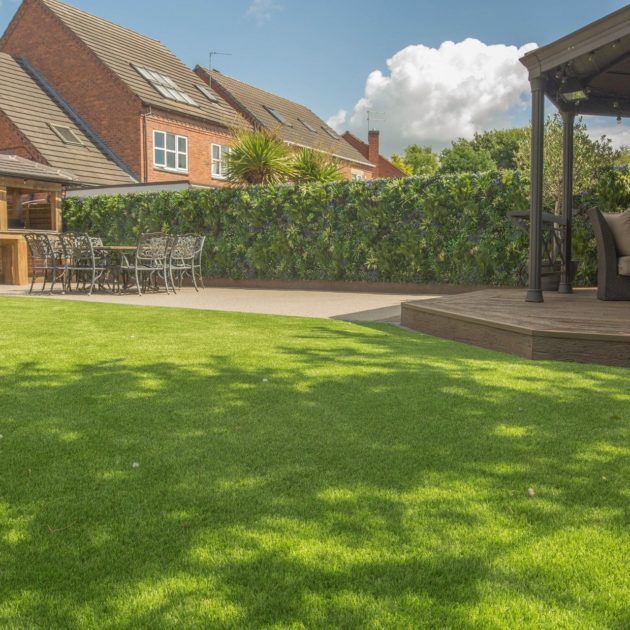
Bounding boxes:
520 5 630 302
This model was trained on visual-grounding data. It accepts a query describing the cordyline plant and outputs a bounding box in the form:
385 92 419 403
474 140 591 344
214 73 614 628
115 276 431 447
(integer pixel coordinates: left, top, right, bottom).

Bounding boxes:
291 147 343 184
226 128 294 185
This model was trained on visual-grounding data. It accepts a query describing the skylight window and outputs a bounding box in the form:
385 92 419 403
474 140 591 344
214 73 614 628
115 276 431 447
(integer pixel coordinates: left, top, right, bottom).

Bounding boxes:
48 123 82 145
299 118 316 132
264 106 291 126
196 84 219 104
132 64 197 106
322 125 341 140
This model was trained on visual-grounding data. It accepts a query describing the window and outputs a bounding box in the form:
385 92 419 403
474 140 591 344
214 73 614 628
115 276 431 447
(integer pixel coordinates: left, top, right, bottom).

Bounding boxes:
299 118 315 132
133 63 197 106
196 84 219 103
351 170 367 181
211 143 230 179
49 123 82 145
322 125 341 140
153 130 188 172
264 105 291 126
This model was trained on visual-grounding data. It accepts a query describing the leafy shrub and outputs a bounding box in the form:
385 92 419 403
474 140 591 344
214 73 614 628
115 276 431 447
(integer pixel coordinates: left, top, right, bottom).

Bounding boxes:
63 169 626 287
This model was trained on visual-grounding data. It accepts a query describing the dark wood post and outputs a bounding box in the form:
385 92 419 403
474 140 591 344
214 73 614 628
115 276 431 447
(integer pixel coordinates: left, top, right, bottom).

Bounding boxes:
526 76 546 303
558 110 574 294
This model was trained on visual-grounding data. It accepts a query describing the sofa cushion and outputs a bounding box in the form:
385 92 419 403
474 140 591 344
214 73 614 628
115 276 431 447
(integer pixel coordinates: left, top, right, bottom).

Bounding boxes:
618 256 630 276
604 209 630 256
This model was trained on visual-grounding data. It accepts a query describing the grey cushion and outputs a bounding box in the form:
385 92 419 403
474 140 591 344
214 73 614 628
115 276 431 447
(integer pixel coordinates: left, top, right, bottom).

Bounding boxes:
618 256 630 276
604 209 630 256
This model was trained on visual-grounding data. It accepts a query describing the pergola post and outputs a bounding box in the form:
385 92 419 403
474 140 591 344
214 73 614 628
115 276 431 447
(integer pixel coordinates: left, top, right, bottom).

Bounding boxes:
526 76 546 303
558 110 575 294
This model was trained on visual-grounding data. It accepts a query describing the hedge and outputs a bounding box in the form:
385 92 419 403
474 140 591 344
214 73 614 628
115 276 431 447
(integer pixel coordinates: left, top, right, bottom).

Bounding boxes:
62 171 608 287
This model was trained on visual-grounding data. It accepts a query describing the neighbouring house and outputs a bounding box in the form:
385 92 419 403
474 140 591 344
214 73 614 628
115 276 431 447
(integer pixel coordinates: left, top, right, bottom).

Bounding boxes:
0 52 135 187
195 67 376 181
0 0 248 187
342 131 407 179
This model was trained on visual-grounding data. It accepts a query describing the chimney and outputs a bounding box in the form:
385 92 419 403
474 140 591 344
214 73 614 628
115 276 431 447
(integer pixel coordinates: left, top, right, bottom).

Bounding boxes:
368 129 380 175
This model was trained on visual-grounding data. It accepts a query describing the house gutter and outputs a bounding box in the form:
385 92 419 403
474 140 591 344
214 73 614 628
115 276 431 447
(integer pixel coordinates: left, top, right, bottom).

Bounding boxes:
142 106 152 183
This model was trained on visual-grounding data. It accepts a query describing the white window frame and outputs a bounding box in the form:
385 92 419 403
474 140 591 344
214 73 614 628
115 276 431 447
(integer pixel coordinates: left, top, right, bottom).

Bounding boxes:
153 130 188 173
351 169 367 181
211 143 230 180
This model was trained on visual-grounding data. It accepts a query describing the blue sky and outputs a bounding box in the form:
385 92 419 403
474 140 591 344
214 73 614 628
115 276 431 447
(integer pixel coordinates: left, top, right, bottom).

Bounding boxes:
1 0 628 154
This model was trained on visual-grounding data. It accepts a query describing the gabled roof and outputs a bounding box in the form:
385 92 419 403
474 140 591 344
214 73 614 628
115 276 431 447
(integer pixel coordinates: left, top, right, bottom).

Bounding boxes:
520 5 630 117
342 132 406 178
197 68 374 168
38 0 247 130
0 153 76 183
0 52 135 186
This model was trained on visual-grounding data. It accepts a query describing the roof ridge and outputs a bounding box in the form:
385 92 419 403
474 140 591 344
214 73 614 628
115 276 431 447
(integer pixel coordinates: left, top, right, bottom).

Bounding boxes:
40 0 164 47
18 56 138 182
207 68 319 115
342 131 365 145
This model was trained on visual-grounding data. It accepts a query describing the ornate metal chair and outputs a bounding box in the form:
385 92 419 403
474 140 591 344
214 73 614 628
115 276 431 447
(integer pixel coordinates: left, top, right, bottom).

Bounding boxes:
59 232 107 295
119 233 173 295
24 233 56 294
587 207 630 300
168 234 205 291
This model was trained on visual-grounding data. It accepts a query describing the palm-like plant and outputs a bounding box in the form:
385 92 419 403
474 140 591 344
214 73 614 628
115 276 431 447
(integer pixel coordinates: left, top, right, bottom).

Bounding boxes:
292 147 343 184
226 129 294 185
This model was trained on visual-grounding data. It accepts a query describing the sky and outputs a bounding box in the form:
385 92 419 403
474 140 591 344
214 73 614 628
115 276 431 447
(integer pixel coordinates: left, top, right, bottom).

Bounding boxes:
1 0 629 156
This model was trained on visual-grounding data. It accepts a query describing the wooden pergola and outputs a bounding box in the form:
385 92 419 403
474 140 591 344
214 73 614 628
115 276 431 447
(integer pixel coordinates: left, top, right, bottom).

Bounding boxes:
520 6 630 302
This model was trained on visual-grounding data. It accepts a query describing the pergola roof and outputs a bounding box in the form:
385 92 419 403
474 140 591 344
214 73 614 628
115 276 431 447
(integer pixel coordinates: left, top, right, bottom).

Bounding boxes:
520 5 630 118
0 153 76 184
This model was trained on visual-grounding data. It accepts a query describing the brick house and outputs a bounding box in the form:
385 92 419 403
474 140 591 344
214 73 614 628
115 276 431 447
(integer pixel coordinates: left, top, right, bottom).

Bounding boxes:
195 67 376 181
0 0 248 187
0 52 135 187
0 0 382 186
342 131 407 179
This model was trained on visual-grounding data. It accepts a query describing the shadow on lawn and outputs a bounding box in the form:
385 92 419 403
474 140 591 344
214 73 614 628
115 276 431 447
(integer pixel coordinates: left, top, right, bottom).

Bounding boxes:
0 321 628 627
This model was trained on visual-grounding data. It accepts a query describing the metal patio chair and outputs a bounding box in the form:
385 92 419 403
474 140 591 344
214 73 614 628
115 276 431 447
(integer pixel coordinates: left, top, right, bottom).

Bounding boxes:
119 232 173 295
168 233 206 292
59 232 107 295
24 232 56 294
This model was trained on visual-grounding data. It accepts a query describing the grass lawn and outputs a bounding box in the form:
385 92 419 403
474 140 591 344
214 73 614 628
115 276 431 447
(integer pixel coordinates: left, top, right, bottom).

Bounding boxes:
0 297 628 629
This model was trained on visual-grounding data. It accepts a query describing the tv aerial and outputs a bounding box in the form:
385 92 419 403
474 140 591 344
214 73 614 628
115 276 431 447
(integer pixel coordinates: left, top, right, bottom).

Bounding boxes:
208 51 232 71
367 109 386 131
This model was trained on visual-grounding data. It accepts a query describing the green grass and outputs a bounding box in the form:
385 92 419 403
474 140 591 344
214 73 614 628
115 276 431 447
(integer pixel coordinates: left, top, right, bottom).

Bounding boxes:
0 297 628 629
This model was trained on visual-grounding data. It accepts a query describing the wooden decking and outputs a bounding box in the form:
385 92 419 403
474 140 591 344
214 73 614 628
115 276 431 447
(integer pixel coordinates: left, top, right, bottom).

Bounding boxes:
401 289 630 367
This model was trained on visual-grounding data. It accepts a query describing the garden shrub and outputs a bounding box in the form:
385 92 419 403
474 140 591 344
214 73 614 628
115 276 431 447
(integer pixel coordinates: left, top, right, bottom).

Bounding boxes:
63 169 626 287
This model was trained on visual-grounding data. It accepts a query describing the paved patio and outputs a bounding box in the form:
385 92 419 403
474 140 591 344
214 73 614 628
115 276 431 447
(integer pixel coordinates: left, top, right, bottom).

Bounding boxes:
0 284 440 323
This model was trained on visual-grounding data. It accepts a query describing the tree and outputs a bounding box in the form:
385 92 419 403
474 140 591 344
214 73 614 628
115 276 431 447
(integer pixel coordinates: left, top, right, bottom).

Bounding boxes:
439 139 496 173
292 147 343 184
514 114 620 212
390 154 413 175
227 128 294 185
469 128 529 170
391 145 439 176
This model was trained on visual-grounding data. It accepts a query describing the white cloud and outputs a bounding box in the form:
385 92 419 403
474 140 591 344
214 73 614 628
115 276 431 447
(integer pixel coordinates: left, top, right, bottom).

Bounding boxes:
326 109 348 132
245 0 281 26
586 122 630 149
329 38 537 156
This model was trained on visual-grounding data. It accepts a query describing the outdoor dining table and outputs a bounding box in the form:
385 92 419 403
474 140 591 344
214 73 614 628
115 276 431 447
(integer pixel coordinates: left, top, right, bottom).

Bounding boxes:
94 245 136 292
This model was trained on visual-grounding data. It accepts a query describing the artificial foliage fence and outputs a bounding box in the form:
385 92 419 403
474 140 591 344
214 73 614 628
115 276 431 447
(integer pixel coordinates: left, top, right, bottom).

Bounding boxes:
63 171 605 287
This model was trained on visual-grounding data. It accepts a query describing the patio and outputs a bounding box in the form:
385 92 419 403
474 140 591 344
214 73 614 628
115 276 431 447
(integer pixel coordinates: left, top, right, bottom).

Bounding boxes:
0 283 437 323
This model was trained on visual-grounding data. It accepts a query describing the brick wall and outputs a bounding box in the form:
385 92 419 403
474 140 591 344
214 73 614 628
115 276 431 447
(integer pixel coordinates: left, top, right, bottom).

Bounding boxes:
0 0 142 178
145 111 235 186
340 162 373 180
0 111 42 161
